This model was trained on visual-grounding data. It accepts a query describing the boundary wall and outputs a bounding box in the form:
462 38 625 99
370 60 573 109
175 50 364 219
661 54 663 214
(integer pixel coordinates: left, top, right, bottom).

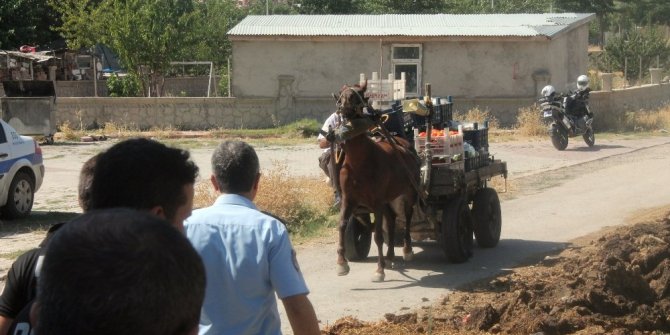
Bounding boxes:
45 82 670 131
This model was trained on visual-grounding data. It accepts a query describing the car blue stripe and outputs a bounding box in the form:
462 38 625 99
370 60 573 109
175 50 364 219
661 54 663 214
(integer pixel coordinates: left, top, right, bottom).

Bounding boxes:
0 153 41 174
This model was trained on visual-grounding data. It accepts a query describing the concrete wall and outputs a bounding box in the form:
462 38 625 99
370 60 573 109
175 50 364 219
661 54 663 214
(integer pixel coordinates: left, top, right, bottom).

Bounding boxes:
52 82 669 131
52 76 218 97
590 83 670 131
55 96 329 130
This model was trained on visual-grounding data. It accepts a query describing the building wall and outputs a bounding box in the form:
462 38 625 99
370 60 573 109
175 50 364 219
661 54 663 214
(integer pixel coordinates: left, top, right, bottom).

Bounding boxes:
231 24 590 122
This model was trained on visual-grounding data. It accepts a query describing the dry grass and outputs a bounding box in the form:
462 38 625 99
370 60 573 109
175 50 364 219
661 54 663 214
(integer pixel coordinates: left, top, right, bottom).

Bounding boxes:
514 104 546 137
453 106 500 130
623 105 670 132
192 161 334 237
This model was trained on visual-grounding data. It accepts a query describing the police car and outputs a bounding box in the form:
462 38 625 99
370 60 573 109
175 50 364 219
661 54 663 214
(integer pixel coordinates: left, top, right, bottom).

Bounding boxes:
0 119 44 219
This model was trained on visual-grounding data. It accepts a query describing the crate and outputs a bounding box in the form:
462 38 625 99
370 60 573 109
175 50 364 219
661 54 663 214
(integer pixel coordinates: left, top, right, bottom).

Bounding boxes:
462 128 489 151
431 97 453 127
414 130 464 157
414 135 447 155
464 153 490 172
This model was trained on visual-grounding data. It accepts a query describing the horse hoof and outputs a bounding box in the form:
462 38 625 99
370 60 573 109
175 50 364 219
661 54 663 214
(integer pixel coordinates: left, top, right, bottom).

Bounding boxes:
337 263 350 276
384 259 394 269
372 272 385 282
403 251 414 261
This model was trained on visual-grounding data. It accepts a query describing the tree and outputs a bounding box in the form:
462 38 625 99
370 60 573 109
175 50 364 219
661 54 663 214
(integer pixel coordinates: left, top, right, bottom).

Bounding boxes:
357 0 447 14
48 0 106 50
297 0 358 14
603 27 669 82
555 0 615 46
51 0 198 96
0 0 61 49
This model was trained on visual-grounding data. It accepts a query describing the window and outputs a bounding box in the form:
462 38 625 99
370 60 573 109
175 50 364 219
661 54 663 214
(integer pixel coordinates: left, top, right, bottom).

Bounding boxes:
392 44 421 97
76 55 92 69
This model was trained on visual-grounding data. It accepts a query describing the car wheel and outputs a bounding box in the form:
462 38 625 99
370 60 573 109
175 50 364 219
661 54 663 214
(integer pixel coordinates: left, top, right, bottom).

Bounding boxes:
3 172 35 219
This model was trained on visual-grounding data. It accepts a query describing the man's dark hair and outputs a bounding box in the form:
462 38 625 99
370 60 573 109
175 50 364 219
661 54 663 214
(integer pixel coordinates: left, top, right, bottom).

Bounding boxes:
89 138 198 221
35 208 206 335
211 140 259 194
77 153 99 212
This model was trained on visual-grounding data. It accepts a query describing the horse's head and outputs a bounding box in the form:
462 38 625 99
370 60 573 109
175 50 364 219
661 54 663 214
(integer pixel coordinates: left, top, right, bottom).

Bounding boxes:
336 81 369 120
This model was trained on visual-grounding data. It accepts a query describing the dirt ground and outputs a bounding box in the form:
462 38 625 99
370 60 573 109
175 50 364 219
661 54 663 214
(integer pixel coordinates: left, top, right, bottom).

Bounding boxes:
322 206 670 335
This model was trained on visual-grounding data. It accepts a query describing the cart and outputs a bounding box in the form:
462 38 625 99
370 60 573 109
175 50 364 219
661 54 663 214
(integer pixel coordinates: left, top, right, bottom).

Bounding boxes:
343 84 508 263
0 80 57 144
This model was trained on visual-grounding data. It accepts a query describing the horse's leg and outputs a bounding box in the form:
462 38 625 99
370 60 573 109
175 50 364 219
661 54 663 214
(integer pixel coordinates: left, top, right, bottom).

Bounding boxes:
372 208 386 282
336 201 353 276
402 198 415 261
383 204 396 268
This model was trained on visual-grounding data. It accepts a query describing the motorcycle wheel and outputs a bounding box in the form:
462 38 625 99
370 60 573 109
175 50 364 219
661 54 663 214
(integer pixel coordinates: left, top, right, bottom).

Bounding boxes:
583 128 595 147
550 124 568 151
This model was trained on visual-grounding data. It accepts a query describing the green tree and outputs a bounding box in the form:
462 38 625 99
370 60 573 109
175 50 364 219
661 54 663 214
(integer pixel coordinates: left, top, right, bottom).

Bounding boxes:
0 0 61 49
104 0 197 96
51 0 197 96
555 0 615 45
297 0 358 14
357 0 447 14
603 27 669 81
48 0 106 50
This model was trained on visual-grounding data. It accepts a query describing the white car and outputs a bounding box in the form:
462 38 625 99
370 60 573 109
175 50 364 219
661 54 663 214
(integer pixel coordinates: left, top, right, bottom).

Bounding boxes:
0 119 44 219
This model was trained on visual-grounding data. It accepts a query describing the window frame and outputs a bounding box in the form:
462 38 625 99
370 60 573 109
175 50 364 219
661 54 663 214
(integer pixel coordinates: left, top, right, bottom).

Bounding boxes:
391 44 422 97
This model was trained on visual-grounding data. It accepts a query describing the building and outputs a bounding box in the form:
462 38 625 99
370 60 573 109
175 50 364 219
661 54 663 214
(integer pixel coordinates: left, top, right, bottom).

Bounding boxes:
228 13 595 125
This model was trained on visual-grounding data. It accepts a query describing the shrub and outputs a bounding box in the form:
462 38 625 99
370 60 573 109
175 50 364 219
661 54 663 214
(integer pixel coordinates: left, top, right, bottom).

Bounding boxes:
107 73 141 97
193 161 333 237
515 105 546 137
453 106 500 130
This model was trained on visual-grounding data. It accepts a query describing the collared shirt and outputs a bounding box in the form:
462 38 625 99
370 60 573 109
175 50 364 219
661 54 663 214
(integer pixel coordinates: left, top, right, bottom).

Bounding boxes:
185 194 308 335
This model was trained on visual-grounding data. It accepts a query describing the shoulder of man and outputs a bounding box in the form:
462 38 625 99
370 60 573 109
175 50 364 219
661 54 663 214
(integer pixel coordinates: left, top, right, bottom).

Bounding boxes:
260 211 290 233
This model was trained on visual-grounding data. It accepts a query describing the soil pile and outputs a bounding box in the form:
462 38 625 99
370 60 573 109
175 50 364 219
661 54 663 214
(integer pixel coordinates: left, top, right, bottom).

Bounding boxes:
323 210 670 335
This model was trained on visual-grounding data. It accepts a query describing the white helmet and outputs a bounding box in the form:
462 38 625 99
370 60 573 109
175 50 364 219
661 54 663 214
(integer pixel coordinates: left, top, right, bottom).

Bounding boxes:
541 85 556 97
577 74 589 90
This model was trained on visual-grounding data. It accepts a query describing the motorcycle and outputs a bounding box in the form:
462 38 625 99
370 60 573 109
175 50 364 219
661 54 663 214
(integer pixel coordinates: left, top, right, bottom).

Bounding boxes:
539 85 594 150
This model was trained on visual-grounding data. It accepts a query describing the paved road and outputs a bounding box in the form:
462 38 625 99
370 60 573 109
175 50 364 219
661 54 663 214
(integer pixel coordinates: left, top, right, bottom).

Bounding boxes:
280 136 670 332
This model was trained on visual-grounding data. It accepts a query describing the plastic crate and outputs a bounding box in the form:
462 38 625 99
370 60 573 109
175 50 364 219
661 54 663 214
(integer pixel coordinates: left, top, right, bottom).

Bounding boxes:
413 129 464 157
464 153 490 172
414 135 447 155
463 128 489 151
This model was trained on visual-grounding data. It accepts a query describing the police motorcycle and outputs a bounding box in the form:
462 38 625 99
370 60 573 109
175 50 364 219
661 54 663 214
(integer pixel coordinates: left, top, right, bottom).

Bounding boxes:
539 75 595 150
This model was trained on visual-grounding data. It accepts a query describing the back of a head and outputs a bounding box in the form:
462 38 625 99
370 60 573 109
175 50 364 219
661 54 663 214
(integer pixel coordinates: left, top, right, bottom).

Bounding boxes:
89 138 198 220
211 140 259 194
35 208 206 335
77 153 100 212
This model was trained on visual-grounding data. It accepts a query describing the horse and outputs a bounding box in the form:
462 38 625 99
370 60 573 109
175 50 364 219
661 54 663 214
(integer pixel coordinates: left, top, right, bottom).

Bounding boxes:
332 81 420 282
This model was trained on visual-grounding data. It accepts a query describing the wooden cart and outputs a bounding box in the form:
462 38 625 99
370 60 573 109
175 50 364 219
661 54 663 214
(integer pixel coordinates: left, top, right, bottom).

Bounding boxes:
343 84 508 263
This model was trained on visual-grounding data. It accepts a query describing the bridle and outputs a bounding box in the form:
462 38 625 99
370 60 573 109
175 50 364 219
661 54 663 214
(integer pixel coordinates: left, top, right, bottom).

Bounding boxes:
336 86 369 118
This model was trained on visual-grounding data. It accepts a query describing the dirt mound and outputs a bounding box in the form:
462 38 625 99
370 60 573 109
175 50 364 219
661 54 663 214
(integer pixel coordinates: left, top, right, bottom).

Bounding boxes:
323 210 670 335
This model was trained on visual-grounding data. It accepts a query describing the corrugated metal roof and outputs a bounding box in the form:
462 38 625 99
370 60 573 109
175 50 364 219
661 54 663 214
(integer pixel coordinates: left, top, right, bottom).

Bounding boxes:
228 13 595 38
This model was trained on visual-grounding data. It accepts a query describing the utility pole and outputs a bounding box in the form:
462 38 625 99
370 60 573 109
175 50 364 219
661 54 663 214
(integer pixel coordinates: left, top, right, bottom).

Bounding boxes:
266 0 269 15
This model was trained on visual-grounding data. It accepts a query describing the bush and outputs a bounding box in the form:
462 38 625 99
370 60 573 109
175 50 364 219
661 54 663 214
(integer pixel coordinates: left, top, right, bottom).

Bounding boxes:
193 162 333 237
515 105 546 137
107 73 141 97
453 106 500 130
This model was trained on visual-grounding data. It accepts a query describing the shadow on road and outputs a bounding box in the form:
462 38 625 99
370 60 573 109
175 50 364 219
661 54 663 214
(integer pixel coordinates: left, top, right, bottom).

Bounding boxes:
350 238 567 291
567 144 626 152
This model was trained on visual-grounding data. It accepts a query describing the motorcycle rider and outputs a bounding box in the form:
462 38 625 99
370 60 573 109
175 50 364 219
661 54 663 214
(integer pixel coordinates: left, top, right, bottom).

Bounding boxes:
564 74 592 132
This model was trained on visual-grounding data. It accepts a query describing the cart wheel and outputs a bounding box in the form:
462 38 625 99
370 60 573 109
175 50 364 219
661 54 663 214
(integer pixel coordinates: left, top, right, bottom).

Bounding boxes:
472 188 502 248
440 196 473 263
344 214 372 261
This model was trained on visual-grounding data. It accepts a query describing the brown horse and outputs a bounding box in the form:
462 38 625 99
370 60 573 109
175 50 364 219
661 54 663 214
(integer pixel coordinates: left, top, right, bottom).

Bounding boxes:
333 81 420 282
